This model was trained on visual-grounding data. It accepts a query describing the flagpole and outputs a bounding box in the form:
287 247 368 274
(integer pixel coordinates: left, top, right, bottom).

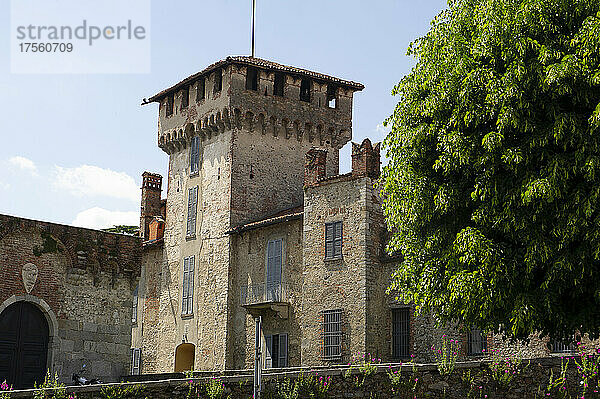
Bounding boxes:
251 0 256 57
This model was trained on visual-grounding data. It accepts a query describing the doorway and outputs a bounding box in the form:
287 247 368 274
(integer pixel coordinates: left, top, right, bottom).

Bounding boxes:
0 301 49 389
174 343 195 372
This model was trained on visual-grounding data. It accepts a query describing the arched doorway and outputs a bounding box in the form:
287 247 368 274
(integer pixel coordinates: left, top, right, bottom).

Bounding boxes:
174 343 195 372
0 301 49 389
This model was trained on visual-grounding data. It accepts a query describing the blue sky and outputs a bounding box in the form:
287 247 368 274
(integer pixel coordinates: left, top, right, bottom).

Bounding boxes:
0 0 447 229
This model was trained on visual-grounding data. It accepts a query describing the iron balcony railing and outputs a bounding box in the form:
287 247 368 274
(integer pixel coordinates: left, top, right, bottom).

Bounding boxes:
240 281 291 306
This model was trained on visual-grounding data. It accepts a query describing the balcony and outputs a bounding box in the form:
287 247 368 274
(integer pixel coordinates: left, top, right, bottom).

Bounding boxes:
240 282 291 318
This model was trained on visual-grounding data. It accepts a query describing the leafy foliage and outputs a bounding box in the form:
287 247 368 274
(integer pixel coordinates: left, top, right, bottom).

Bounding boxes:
102 225 139 236
381 0 600 341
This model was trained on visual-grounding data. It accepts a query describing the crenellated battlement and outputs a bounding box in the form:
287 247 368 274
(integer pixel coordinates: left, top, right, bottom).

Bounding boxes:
144 56 362 155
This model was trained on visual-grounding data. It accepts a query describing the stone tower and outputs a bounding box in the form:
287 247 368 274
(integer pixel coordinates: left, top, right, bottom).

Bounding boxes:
143 56 363 370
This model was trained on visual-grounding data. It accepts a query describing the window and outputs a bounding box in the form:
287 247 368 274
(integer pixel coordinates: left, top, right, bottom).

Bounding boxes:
165 95 174 116
325 221 342 259
300 78 311 102
246 67 259 91
181 256 195 315
132 286 138 323
196 78 205 101
131 348 141 375
181 86 189 108
265 333 288 368
326 85 337 108
392 308 410 358
186 186 198 237
273 73 285 97
322 309 342 360
467 328 487 356
213 69 222 93
266 239 283 301
190 136 200 174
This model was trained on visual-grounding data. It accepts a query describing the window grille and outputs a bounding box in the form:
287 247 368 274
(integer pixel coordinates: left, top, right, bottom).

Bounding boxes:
467 328 487 356
551 339 576 353
392 308 410 358
325 221 342 259
181 256 195 315
322 309 342 360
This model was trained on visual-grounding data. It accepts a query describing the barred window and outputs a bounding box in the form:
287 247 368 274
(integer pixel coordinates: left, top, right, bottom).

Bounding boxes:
467 328 487 356
325 221 342 259
392 308 410 358
186 186 198 237
190 136 200 174
265 333 288 368
322 309 342 360
131 348 141 375
181 256 195 315
551 339 576 353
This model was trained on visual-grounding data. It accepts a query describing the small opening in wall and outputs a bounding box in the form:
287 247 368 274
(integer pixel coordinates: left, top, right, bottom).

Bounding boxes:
300 78 311 103
327 85 337 108
273 73 285 97
246 67 259 91
181 86 189 109
214 69 222 93
217 167 220 180
165 95 174 116
196 78 205 101
249 165 254 179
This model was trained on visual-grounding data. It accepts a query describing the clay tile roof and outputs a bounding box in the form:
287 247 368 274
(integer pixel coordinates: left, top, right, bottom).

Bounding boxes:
142 56 364 104
227 205 304 234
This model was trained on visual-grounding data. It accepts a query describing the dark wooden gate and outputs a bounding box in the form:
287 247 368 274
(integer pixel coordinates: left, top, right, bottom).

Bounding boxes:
0 302 49 389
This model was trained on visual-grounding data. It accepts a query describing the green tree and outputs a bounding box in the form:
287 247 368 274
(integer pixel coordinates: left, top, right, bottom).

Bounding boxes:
102 225 139 236
381 0 600 341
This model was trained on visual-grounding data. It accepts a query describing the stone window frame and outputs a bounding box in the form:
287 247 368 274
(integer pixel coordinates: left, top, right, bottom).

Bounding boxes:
324 221 343 260
391 307 410 359
321 308 343 361
181 256 195 317
131 348 141 375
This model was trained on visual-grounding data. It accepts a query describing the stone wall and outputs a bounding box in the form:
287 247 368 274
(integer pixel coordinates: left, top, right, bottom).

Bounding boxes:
8 357 599 399
0 214 141 385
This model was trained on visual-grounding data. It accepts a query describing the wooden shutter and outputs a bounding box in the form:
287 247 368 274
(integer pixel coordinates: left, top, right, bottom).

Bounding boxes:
265 335 273 369
190 137 200 173
334 222 342 257
325 223 334 258
182 257 189 314
186 187 198 236
188 256 194 314
267 239 282 301
279 333 288 368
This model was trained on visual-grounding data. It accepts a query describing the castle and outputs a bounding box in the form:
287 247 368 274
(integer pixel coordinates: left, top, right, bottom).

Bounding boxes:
131 56 575 374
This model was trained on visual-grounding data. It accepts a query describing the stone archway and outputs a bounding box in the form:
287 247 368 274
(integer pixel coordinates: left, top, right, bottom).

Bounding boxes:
174 343 195 372
0 301 49 389
0 295 58 389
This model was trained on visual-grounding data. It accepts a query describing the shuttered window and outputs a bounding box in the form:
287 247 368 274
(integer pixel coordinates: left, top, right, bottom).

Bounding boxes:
181 256 195 315
131 348 141 375
265 333 288 368
266 239 283 301
186 186 198 237
392 308 410 358
132 286 138 323
325 221 342 259
190 137 200 174
322 309 342 360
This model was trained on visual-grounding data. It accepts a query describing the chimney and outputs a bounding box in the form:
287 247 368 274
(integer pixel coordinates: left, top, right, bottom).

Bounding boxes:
352 138 381 179
148 217 165 241
140 172 163 240
304 148 328 187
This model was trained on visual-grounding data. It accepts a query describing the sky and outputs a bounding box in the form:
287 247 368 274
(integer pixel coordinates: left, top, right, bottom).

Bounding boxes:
0 0 448 230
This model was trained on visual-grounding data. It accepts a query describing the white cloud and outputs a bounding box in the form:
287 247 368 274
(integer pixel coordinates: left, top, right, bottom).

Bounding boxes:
54 165 139 202
0 181 10 190
72 207 138 230
375 123 389 135
8 156 38 176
